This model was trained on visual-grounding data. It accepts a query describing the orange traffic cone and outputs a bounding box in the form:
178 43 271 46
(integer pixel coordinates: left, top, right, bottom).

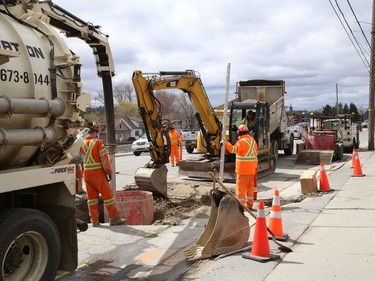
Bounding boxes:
319 162 333 192
242 200 280 262
268 190 289 241
351 149 357 168
352 152 365 177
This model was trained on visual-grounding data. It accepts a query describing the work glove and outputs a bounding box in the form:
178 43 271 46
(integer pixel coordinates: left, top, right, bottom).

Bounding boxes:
107 175 112 182
220 140 225 146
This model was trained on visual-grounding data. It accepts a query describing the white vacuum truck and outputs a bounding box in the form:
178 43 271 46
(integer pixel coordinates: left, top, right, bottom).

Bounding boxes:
0 1 116 280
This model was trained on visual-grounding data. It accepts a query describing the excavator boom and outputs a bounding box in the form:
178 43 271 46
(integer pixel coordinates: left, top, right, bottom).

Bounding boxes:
132 70 223 196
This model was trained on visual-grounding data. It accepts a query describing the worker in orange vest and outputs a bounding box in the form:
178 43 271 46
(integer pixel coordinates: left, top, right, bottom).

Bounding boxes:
224 124 258 209
169 126 181 166
80 121 125 227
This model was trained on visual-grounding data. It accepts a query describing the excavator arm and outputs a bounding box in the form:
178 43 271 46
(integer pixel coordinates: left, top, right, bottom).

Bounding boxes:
132 70 222 167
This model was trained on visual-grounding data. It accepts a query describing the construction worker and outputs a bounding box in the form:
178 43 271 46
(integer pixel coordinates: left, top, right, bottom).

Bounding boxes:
80 121 125 227
241 110 255 132
169 126 181 166
224 124 258 209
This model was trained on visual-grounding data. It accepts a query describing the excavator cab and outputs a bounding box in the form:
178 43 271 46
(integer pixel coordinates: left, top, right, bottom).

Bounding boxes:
229 101 269 150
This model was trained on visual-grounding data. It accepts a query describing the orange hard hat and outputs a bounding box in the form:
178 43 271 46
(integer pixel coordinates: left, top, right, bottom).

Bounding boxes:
238 124 249 132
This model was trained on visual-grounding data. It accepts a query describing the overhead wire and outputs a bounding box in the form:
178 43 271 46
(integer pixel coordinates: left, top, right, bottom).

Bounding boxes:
346 0 372 52
336 0 371 59
328 0 370 72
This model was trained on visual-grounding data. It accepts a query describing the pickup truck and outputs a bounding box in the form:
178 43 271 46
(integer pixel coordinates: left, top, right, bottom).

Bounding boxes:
181 130 199 153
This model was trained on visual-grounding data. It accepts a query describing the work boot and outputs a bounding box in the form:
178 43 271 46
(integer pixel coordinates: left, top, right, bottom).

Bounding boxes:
110 218 126 226
92 221 100 227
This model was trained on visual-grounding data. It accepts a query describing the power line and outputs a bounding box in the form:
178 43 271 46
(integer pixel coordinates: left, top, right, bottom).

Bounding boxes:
346 0 372 50
334 0 371 67
328 0 370 72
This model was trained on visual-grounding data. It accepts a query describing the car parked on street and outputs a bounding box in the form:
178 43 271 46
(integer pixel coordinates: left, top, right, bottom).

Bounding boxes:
131 134 150 156
290 125 306 139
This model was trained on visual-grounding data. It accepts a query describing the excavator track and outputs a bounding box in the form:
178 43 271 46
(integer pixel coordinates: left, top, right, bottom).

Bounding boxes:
178 154 276 180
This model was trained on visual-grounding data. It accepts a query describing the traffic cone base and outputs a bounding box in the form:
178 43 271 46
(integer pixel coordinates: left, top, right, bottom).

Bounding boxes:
268 233 289 242
242 251 280 262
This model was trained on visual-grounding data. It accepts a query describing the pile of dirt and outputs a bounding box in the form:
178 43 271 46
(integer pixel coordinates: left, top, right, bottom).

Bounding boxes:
75 181 215 225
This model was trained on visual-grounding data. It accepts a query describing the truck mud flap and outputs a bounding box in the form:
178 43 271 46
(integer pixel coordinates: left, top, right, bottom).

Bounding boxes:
134 165 168 197
295 150 334 165
184 189 250 261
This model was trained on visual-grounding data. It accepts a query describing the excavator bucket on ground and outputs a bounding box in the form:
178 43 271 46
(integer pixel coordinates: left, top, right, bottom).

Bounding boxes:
295 150 334 165
184 189 250 261
134 165 168 197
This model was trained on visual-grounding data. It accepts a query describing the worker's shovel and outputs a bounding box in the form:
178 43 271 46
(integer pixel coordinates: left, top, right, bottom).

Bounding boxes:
208 172 293 253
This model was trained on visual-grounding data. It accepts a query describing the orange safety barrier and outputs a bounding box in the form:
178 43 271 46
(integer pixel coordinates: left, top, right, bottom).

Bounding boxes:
242 200 280 262
268 189 289 241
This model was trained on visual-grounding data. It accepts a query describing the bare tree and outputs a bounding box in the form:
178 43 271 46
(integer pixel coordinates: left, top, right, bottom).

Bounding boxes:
96 90 105 105
175 94 197 129
114 83 134 103
154 90 178 118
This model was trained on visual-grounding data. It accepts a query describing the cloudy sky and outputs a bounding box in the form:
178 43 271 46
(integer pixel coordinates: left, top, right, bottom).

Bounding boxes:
53 0 372 111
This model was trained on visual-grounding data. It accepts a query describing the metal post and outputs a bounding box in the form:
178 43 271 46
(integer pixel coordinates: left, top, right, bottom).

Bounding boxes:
219 63 231 182
368 0 375 150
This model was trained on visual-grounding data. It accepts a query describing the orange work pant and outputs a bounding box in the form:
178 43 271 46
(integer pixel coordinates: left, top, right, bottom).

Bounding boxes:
236 173 255 208
84 168 119 223
170 144 180 165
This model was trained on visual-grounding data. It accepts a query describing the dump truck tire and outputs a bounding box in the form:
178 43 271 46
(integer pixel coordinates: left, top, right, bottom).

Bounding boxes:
0 208 61 281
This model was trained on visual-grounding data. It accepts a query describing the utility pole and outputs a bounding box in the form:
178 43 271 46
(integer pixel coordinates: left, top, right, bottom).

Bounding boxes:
336 83 339 117
368 0 375 150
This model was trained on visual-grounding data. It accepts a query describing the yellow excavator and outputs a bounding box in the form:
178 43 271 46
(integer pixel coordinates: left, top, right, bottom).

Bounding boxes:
132 70 223 197
132 71 289 196
132 70 250 260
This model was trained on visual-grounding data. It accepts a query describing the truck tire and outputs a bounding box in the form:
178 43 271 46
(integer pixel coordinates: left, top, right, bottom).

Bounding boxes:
271 140 279 161
335 144 344 160
0 208 61 281
284 135 294 156
133 151 141 156
186 146 194 154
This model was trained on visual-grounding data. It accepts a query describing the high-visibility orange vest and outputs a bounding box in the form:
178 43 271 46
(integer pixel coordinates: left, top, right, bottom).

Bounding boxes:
225 134 258 175
169 130 180 146
80 135 110 172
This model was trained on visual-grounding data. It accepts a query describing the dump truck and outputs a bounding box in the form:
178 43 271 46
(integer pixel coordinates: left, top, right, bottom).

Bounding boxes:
296 114 358 165
0 1 115 279
187 79 294 179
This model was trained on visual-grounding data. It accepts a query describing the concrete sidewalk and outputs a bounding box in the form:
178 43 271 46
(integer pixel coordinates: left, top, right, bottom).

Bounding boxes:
265 149 375 281
181 149 375 281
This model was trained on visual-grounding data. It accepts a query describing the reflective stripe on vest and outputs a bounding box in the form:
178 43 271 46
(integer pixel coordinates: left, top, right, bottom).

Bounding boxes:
236 138 257 162
83 139 102 170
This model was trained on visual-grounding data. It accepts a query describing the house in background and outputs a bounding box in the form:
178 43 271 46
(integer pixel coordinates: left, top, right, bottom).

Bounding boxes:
97 116 145 144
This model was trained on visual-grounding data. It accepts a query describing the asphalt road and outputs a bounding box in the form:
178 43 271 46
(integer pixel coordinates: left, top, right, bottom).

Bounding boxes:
60 129 369 280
